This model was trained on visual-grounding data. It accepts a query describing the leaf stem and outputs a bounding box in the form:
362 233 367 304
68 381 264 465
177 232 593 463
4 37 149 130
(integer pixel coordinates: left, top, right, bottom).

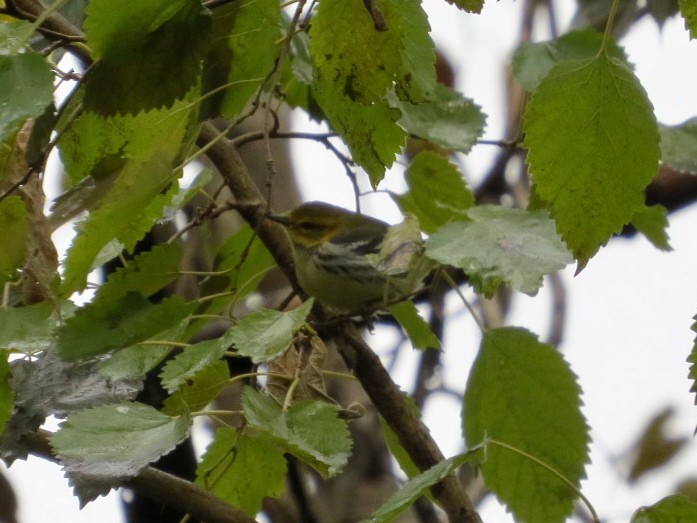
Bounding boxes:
599 0 622 55
440 271 485 333
487 438 599 523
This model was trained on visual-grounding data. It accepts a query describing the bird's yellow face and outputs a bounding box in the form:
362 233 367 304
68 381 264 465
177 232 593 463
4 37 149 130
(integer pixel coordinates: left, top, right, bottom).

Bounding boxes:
270 202 365 249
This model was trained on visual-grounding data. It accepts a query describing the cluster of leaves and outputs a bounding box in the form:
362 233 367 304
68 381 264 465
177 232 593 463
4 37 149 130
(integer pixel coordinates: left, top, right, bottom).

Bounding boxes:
1 0 697 522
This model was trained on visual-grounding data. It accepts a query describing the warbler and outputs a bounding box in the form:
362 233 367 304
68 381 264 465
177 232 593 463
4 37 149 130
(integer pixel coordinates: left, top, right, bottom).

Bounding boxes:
269 201 433 312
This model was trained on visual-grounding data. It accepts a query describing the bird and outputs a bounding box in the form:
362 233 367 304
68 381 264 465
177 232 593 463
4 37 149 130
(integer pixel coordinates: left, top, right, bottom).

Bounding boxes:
269 201 433 312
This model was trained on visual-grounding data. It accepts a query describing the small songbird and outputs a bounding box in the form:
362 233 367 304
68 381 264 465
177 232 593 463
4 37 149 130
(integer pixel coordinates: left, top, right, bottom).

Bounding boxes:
269 201 433 312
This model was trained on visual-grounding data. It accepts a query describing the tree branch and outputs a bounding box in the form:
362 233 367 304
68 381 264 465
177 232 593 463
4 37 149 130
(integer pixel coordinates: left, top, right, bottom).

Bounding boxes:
20 430 258 523
199 124 480 522
196 122 298 289
334 324 481 523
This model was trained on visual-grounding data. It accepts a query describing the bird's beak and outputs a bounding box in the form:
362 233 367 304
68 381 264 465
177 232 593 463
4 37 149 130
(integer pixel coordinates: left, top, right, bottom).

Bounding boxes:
267 213 290 225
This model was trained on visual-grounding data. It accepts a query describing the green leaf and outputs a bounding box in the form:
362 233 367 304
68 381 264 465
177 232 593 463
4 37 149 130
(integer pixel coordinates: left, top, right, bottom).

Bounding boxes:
0 20 35 55
83 0 211 114
50 402 191 503
228 299 314 364
396 150 474 233
362 452 473 523
95 244 183 304
632 494 697 522
219 0 281 118
159 337 231 393
168 168 215 210
310 0 438 185
197 223 276 318
99 344 172 382
57 294 195 361
0 195 28 282
242 387 352 477
55 110 127 186
0 51 54 142
511 29 626 92
162 360 230 415
311 0 434 104
196 428 287 516
680 0 697 39
463 327 589 523
60 101 196 293
389 84 486 154
688 315 697 411
0 301 57 352
312 85 405 188
625 407 687 482
659 118 697 175
426 206 572 297
443 0 484 13
630 205 671 251
523 50 660 267
0 350 12 435
388 301 440 350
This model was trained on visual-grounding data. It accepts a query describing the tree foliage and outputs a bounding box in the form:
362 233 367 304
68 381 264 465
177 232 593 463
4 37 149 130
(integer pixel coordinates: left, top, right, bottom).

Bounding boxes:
1 1 697 522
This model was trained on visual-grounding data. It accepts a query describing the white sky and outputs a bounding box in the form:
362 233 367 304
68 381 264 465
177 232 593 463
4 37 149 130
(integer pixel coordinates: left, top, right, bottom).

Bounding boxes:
4 1 697 522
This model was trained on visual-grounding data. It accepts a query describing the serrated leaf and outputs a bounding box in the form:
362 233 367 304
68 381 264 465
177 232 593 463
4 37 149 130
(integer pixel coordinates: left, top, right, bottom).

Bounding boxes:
0 51 54 142
196 428 286 516
311 0 433 104
463 327 589 523
389 84 486 154
511 29 627 92
311 0 437 185
83 0 211 114
0 195 28 282
9 350 141 425
363 452 473 523
60 100 196 293
688 315 697 409
312 85 405 187
523 50 660 267
0 350 12 435
229 299 314 364
219 0 281 118
396 150 474 233
426 206 572 297
159 337 231 393
388 300 440 350
2 350 141 461
57 294 195 361
444 0 484 13
50 402 190 504
632 494 697 522
680 0 697 39
631 205 671 251
94 244 183 304
0 300 56 352
162 360 230 415
242 387 351 477
659 118 697 175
